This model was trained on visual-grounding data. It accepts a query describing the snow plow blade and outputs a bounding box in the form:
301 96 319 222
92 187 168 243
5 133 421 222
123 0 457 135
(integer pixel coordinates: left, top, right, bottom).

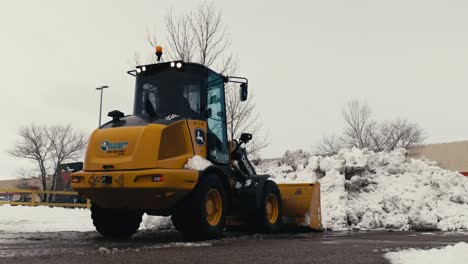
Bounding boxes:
277 182 322 230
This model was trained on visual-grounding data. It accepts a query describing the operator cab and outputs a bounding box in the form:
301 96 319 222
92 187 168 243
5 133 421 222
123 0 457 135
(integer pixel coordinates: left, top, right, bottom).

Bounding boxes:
126 60 248 166
133 62 211 122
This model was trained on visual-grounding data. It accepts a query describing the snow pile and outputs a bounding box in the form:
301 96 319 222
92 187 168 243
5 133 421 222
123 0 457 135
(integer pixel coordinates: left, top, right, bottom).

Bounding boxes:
0 205 172 233
257 148 468 231
142 215 173 230
384 242 468 264
185 155 212 171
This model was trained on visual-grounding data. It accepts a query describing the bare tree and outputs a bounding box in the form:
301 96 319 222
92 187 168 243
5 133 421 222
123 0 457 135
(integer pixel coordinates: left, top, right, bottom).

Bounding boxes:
316 100 425 154
380 119 424 150
46 125 87 202
143 1 269 156
147 1 234 74
162 10 194 63
225 91 270 157
316 134 343 156
9 124 51 200
342 100 373 149
366 120 387 152
9 124 87 201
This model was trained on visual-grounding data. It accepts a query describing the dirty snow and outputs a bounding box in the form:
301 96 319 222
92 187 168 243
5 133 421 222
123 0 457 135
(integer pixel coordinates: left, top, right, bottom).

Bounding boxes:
384 242 468 264
97 247 112 254
0 205 171 233
184 155 212 171
142 214 174 230
149 242 212 249
96 242 211 255
257 148 468 231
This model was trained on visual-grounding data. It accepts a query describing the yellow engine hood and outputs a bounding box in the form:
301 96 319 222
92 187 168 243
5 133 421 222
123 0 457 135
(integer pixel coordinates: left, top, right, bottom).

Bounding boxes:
84 120 195 171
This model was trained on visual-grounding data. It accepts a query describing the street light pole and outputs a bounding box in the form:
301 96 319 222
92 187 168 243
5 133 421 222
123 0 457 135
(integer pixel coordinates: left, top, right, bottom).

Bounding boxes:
96 85 109 126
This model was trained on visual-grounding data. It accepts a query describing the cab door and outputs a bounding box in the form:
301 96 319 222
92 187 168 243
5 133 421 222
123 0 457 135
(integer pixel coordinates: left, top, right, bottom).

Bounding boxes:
206 71 229 164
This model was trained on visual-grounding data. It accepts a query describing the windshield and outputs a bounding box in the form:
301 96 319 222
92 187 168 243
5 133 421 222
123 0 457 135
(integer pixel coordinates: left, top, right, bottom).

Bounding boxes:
134 64 207 121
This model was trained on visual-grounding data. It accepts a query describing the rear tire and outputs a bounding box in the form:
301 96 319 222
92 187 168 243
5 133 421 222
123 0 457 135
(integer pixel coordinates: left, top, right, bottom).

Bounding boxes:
252 180 283 233
171 173 227 240
91 203 143 239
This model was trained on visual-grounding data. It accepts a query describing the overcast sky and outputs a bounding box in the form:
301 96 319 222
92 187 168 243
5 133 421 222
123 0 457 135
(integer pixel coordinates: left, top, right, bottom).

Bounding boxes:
1 0 468 180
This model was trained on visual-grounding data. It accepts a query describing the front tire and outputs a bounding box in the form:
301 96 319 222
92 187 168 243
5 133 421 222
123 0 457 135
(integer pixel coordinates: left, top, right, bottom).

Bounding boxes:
252 180 283 233
171 173 227 240
91 204 143 239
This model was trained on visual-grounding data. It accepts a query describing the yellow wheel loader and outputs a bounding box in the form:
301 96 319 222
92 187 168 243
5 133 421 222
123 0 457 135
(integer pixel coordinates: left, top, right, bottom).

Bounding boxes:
71 48 321 239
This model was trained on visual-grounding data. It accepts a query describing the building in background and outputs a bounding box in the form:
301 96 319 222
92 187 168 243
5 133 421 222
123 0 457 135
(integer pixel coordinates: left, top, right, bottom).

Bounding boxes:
0 178 41 202
53 162 84 203
56 162 83 192
0 162 84 202
409 140 468 176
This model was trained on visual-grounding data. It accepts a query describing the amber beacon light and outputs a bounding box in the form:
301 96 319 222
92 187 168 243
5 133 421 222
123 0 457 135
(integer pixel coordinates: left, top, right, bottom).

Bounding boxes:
155 46 163 61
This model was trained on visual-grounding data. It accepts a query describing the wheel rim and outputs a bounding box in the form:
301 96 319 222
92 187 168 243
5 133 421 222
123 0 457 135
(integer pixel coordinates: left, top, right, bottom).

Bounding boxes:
265 193 279 224
205 189 223 226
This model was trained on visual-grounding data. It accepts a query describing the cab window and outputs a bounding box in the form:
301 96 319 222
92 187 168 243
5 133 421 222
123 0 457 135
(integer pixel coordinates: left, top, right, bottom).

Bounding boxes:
207 71 229 163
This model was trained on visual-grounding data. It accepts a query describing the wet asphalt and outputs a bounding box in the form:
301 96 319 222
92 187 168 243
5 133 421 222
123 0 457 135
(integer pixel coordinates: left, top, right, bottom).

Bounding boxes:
0 230 467 264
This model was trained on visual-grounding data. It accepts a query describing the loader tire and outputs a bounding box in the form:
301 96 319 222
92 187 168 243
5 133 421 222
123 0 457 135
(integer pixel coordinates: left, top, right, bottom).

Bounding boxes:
171 173 227 240
91 203 143 239
252 181 283 233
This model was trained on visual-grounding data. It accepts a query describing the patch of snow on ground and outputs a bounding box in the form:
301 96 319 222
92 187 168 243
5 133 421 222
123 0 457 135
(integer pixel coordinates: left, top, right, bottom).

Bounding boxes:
151 242 212 249
384 242 468 264
257 148 468 231
184 155 212 170
0 205 95 232
97 247 112 254
142 215 174 230
0 205 172 233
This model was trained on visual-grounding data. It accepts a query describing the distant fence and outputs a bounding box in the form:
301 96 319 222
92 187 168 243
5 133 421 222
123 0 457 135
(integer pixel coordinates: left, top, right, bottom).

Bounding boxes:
0 189 90 208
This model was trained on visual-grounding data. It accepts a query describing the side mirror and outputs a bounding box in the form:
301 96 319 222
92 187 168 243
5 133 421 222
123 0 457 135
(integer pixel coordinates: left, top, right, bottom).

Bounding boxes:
240 83 248 102
240 133 253 143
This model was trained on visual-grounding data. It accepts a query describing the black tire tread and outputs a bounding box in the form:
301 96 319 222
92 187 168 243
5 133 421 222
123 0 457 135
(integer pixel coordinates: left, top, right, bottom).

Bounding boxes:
91 204 143 239
253 180 283 233
171 173 227 240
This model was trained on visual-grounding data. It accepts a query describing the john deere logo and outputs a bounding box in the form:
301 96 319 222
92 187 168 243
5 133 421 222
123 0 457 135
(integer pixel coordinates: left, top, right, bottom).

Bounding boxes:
101 140 128 152
194 128 205 146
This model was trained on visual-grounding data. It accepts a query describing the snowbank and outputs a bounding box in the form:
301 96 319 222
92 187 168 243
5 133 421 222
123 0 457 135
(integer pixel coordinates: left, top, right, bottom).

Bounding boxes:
0 205 172 233
185 155 212 170
257 148 468 231
384 242 468 264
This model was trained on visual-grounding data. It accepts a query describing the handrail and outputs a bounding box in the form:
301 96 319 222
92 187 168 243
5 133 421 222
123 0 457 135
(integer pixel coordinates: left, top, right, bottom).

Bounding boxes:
0 189 79 195
0 189 90 208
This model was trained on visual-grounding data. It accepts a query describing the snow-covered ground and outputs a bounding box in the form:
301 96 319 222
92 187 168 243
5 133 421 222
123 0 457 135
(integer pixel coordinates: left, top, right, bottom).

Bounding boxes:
257 148 468 231
384 242 468 264
0 205 94 232
0 205 171 233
